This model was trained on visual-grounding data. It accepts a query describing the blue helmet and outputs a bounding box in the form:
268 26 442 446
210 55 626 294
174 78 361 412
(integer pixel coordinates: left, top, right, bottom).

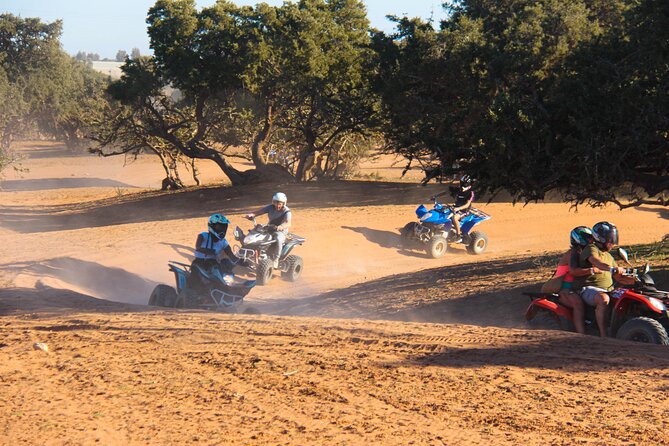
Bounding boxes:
208 214 230 239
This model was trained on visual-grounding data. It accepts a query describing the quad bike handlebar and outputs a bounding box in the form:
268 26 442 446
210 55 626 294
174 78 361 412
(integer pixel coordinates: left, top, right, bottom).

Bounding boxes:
244 215 277 233
428 198 454 211
621 264 651 278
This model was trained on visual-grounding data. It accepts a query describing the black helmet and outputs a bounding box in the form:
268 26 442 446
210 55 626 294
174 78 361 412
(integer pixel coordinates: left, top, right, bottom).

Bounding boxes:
592 221 618 248
570 226 593 248
460 174 472 190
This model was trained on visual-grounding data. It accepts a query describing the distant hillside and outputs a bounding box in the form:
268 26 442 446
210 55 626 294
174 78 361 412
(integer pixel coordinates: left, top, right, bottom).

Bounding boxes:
90 60 123 79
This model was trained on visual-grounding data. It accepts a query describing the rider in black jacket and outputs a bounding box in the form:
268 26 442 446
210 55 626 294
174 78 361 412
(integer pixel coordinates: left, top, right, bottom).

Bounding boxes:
431 175 474 242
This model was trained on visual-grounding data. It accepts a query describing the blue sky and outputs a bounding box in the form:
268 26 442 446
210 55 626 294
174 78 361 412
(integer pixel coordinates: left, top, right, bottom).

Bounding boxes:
2 0 448 59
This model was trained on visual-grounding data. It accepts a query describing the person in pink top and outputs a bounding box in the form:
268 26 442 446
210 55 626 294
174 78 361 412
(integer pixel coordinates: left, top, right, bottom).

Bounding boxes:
551 226 603 334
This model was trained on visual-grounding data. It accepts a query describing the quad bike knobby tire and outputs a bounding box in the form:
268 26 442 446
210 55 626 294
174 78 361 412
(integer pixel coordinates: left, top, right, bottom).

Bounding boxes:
467 231 488 255
174 288 198 309
427 235 448 258
256 258 274 286
400 222 419 247
526 310 574 331
282 255 303 282
616 317 669 345
149 284 177 307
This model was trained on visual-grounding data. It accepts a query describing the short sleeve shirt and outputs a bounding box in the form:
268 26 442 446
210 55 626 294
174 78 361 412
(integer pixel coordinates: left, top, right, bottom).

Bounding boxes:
454 189 474 209
260 204 292 227
575 244 617 291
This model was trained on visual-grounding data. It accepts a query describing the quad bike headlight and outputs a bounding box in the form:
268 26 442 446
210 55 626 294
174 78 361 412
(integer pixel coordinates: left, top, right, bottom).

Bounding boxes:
648 297 666 312
419 212 433 222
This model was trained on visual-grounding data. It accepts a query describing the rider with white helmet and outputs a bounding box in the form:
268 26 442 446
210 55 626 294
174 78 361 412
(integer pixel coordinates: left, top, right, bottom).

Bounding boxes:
246 192 292 267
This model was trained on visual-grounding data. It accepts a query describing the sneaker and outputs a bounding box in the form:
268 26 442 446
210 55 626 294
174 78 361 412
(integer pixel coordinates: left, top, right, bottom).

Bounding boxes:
454 235 462 243
272 259 279 269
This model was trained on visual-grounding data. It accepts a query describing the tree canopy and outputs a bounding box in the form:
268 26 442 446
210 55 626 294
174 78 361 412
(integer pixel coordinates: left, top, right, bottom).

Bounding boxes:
4 1 667 206
0 13 109 176
375 0 668 207
92 0 380 187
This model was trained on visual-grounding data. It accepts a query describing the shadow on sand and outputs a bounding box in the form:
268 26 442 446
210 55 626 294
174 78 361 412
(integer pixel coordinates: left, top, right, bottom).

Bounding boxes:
342 225 472 258
261 254 556 321
160 242 196 259
0 286 153 317
263 254 669 324
0 178 138 192
403 335 669 371
0 257 158 306
0 180 546 234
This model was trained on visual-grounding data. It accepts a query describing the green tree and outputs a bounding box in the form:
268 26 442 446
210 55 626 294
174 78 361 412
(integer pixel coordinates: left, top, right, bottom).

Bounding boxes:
550 0 669 207
0 13 63 170
90 56 215 189
260 0 381 180
92 0 379 186
115 50 128 62
37 54 110 149
375 0 669 207
0 13 111 177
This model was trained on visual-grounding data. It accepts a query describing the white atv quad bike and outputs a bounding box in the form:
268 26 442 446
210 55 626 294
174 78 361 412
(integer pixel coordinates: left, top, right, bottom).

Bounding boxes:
233 217 305 285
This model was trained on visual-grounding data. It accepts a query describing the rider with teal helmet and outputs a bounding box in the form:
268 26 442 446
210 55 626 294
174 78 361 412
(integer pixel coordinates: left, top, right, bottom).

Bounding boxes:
191 213 243 285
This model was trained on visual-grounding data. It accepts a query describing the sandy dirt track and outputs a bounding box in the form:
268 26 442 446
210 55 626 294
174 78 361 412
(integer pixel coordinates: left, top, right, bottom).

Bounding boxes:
1 143 667 309
1 142 669 445
2 310 669 445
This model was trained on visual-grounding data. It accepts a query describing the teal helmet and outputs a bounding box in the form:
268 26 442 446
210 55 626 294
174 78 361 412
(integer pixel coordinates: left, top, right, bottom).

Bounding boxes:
208 213 230 239
570 226 593 248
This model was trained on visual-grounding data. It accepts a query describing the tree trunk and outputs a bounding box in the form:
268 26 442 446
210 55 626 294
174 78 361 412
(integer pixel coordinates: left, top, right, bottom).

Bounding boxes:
191 158 200 186
154 148 185 190
210 152 247 186
295 150 311 181
251 104 273 167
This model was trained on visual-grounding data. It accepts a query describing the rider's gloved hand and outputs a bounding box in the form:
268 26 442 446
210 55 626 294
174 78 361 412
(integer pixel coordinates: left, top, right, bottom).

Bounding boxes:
430 195 436 201
267 224 278 232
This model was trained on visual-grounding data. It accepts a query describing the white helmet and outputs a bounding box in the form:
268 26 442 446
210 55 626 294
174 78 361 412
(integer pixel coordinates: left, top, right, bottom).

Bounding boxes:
272 192 287 204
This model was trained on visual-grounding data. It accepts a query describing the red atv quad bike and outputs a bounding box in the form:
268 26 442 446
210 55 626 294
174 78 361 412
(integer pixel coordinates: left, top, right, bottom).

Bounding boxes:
524 260 669 345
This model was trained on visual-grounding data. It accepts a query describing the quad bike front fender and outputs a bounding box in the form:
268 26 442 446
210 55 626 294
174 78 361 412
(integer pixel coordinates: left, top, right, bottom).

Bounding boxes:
613 290 665 316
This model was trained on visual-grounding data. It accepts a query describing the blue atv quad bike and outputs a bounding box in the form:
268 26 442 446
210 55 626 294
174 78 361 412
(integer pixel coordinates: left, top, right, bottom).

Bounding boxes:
148 261 258 314
400 199 492 258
